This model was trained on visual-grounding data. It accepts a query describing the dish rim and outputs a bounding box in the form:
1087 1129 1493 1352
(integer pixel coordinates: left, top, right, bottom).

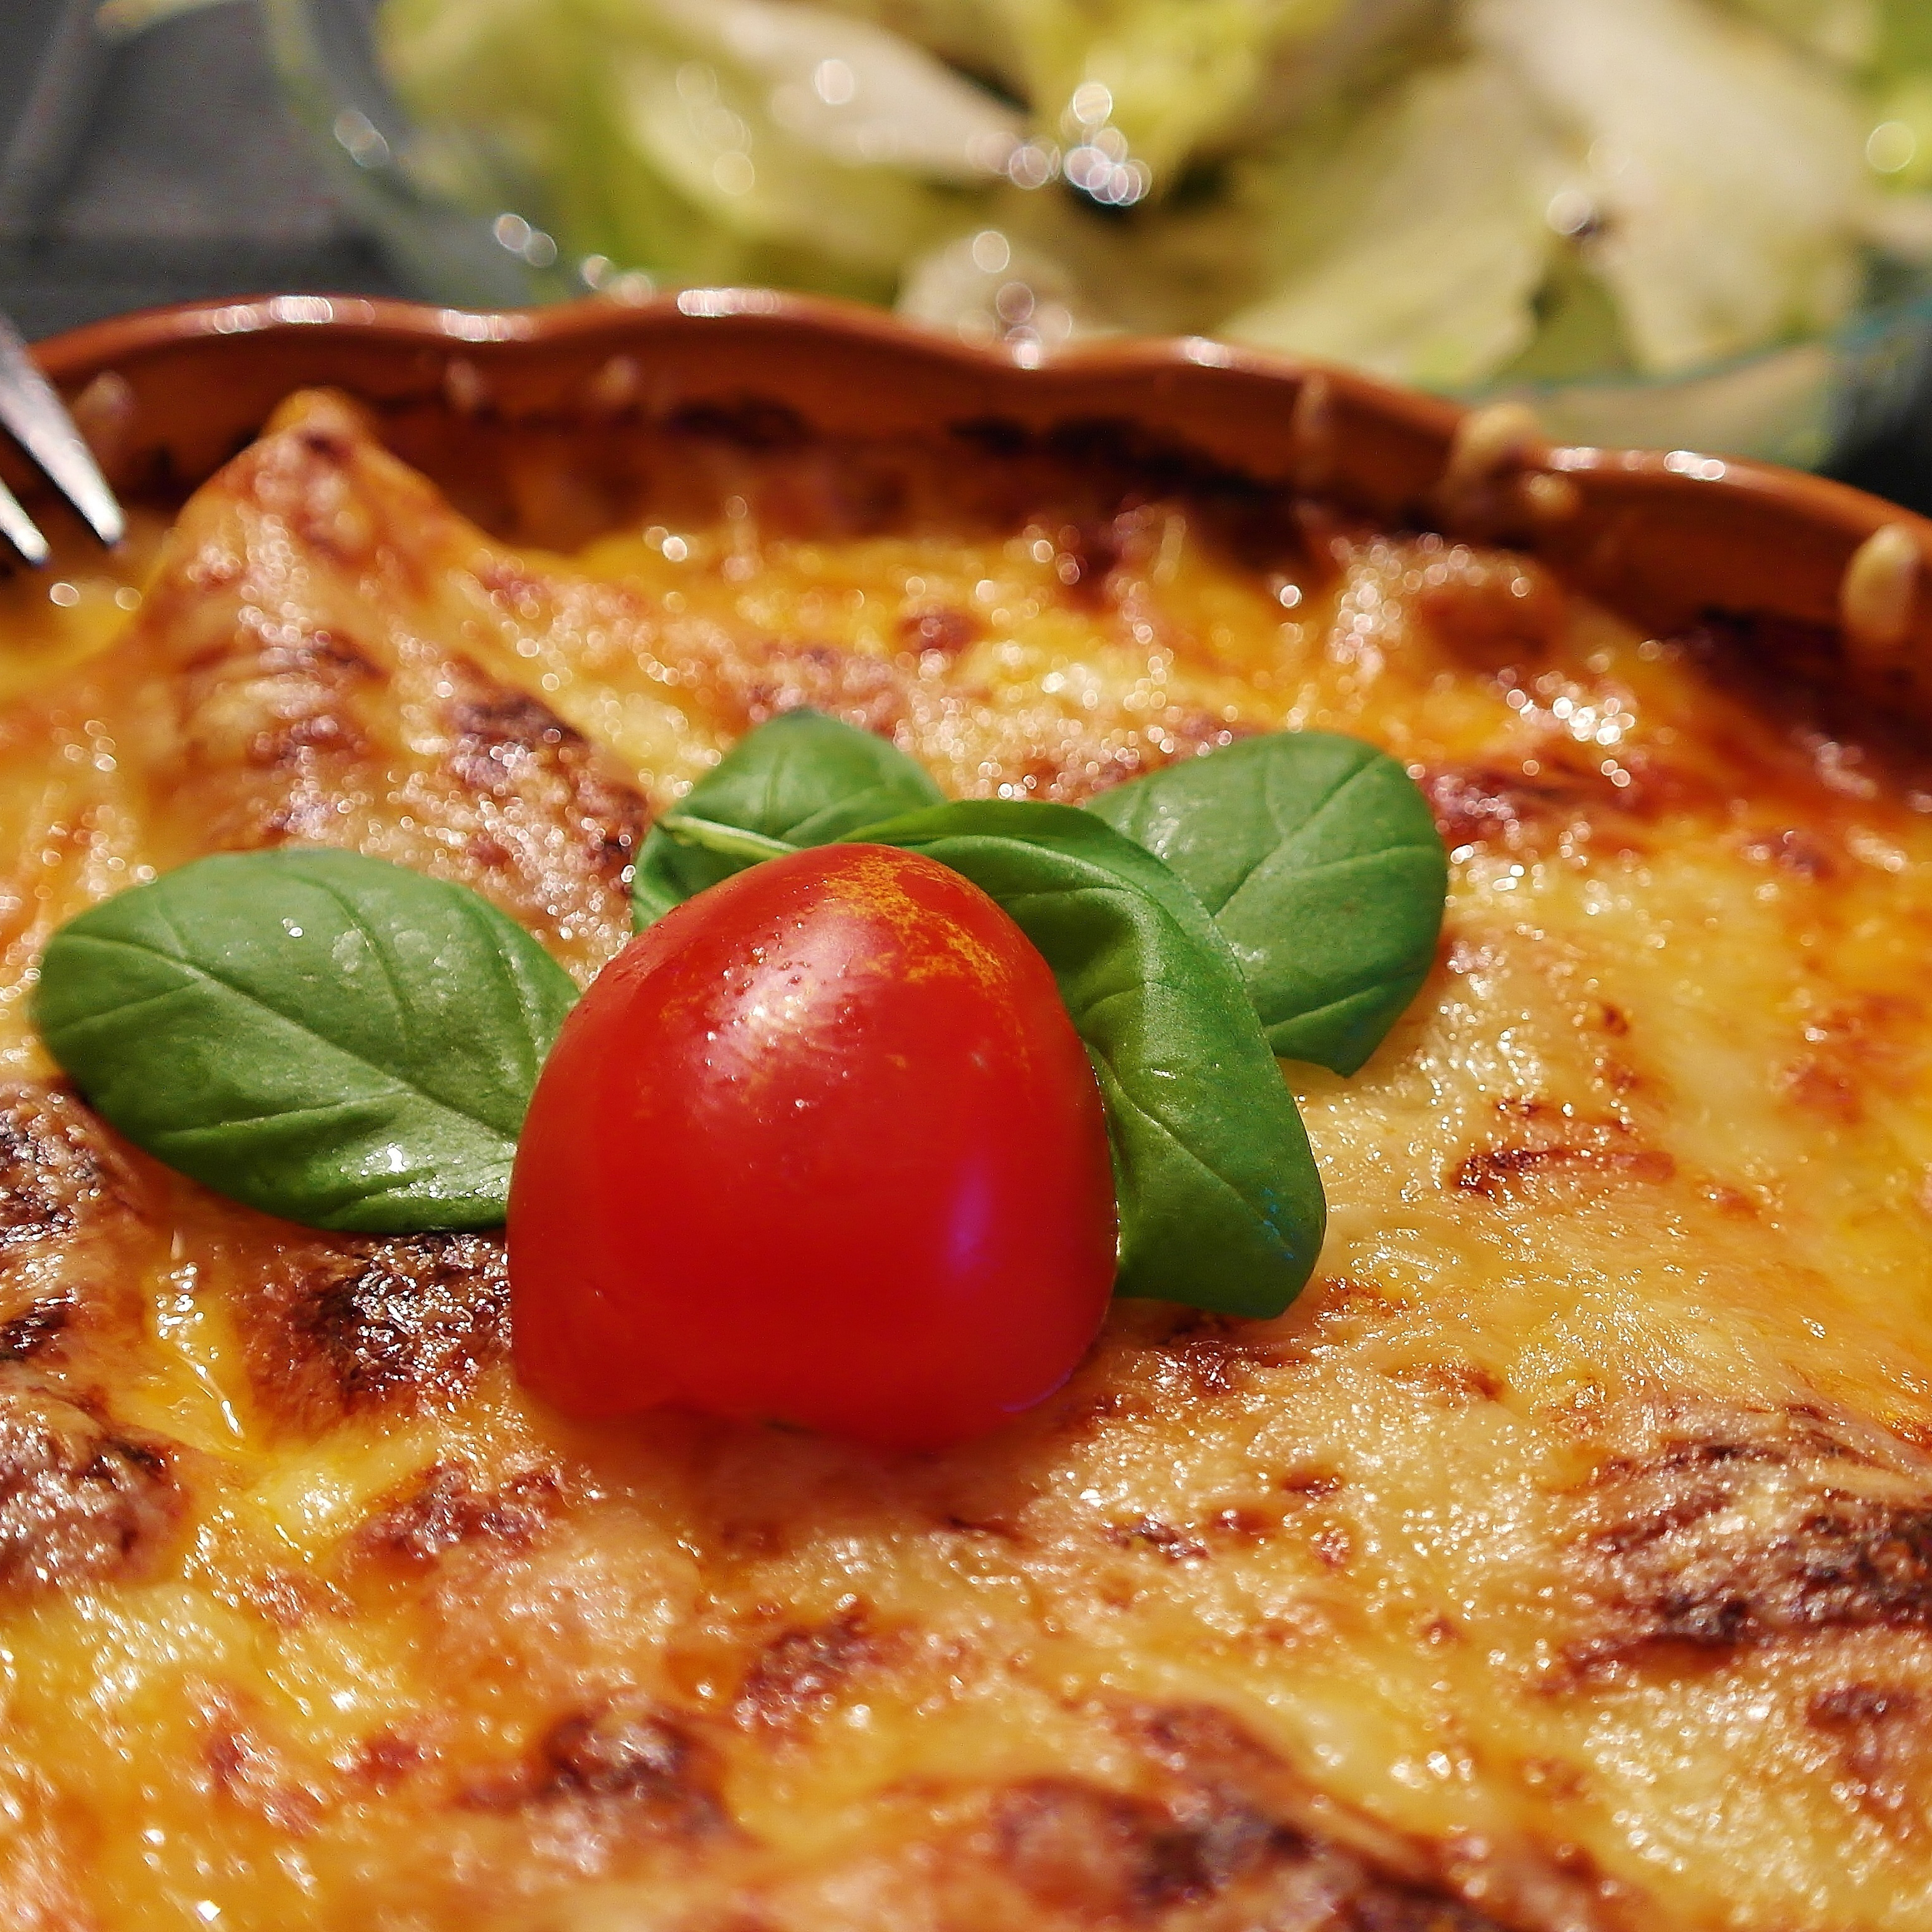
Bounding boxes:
15 287 1932 664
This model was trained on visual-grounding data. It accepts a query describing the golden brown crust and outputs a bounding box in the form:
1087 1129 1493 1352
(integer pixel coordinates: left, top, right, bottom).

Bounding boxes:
352 1460 562 1572
236 1233 509 1433
1564 1401 1932 1665
6 393 1932 1928
97 391 649 977
0 1374 183 1592
459 1699 733 1843
0 1082 152 1340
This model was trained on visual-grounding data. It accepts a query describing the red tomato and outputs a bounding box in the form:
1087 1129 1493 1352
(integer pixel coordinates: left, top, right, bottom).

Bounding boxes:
509 842 1118 1450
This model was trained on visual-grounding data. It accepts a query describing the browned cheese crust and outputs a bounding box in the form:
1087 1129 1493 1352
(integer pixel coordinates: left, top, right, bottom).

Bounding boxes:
0 391 1929 1929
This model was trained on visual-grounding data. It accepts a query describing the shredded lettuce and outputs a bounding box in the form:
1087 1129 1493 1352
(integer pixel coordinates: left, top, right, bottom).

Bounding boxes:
994 0 1347 183
1470 0 1867 374
820 0 1367 184
1222 55 1562 386
378 0 1932 400
1874 0 1932 80
900 176 1268 341
381 0 1019 290
1724 0 1876 66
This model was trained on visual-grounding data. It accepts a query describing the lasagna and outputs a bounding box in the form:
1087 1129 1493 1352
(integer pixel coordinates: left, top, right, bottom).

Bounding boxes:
0 388 1927 1929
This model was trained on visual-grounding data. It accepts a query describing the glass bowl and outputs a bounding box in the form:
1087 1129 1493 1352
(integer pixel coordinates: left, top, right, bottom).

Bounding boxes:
265 0 1932 472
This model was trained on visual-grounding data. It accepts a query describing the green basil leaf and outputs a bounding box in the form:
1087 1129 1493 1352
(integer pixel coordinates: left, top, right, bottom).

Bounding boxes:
32 849 577 1234
634 709 943 928
1087 732 1447 1075
844 801 1325 1320
656 814 802 866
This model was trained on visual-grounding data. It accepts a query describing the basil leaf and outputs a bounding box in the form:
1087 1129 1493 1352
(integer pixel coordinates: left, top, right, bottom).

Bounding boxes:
844 801 1325 1320
656 814 804 866
33 849 577 1234
634 709 943 927
1088 733 1447 1075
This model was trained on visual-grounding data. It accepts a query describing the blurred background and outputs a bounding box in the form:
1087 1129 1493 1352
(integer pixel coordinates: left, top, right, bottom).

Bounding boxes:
5 0 1932 509
0 0 394 333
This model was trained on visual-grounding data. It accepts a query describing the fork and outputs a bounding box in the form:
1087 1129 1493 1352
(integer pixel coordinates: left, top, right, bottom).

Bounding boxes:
0 310 126 566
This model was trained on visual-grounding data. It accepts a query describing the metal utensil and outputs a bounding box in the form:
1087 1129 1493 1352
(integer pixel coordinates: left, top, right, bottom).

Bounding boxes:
0 311 125 566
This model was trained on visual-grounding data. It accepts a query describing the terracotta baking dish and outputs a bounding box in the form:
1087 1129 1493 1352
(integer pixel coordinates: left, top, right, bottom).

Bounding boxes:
12 295 1932 1932
11 290 1932 677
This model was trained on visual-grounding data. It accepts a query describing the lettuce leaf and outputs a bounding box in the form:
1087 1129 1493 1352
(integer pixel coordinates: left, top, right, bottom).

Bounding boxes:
1873 0 1932 80
817 0 1429 189
1221 54 1563 387
1470 0 1867 375
382 0 1918 395
1724 0 1877 66
995 0 1346 184
382 0 1019 285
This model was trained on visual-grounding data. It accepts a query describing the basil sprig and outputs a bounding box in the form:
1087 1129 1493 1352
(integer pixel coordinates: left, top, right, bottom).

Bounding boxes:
845 802 1325 1317
33 849 576 1233
30 712 1439 1324
633 708 941 927
642 712 1448 1315
1088 733 1447 1073
637 714 1447 1078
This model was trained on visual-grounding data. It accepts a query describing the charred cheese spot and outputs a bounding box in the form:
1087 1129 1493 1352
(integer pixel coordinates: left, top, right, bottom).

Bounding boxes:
1413 546 1566 672
1565 1402 1932 1664
733 1610 878 1731
237 1567 350 1630
0 1376 182 1591
238 1233 508 1432
199 1695 325 1835
352 1462 562 1571
1421 750 1704 859
462 1699 730 1844
1118 1704 1620 1931
728 637 916 742
989 1776 1276 1919
341 1728 428 1795
1159 1324 1292 1401
0 1085 129 1250
1452 1121 1677 1202
1109 1515 1211 1562
1781 993 1926 1130
0 1302 70 1364
440 659 648 896
896 606 980 657
1809 1684 1932 1835
0 1083 150 1341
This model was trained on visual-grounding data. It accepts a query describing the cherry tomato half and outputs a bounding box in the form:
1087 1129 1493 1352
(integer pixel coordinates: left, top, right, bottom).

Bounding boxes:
509 842 1118 1450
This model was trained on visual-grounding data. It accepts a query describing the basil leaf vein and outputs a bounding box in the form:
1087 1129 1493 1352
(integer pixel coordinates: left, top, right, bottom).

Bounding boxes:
657 814 802 865
844 800 1325 1320
634 709 942 928
1087 731 1447 1074
33 848 578 1233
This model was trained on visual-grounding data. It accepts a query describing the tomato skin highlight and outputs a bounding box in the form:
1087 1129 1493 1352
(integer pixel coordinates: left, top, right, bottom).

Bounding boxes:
509 842 1118 1450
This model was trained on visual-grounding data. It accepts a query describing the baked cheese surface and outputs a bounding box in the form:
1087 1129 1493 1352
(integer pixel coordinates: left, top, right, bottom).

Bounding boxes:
0 392 1930 1930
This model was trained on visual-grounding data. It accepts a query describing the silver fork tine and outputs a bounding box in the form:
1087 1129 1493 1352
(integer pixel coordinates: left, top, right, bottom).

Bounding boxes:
0 312 125 550
0 477 50 568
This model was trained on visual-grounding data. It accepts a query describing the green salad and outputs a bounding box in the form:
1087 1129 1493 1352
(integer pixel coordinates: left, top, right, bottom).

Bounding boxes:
377 0 1932 390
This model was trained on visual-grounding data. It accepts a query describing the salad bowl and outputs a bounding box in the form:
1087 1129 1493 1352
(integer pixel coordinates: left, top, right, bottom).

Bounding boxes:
261 0 1932 470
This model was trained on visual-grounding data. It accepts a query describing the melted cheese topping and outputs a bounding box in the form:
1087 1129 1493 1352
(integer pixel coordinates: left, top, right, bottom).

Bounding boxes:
0 392 1929 1930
